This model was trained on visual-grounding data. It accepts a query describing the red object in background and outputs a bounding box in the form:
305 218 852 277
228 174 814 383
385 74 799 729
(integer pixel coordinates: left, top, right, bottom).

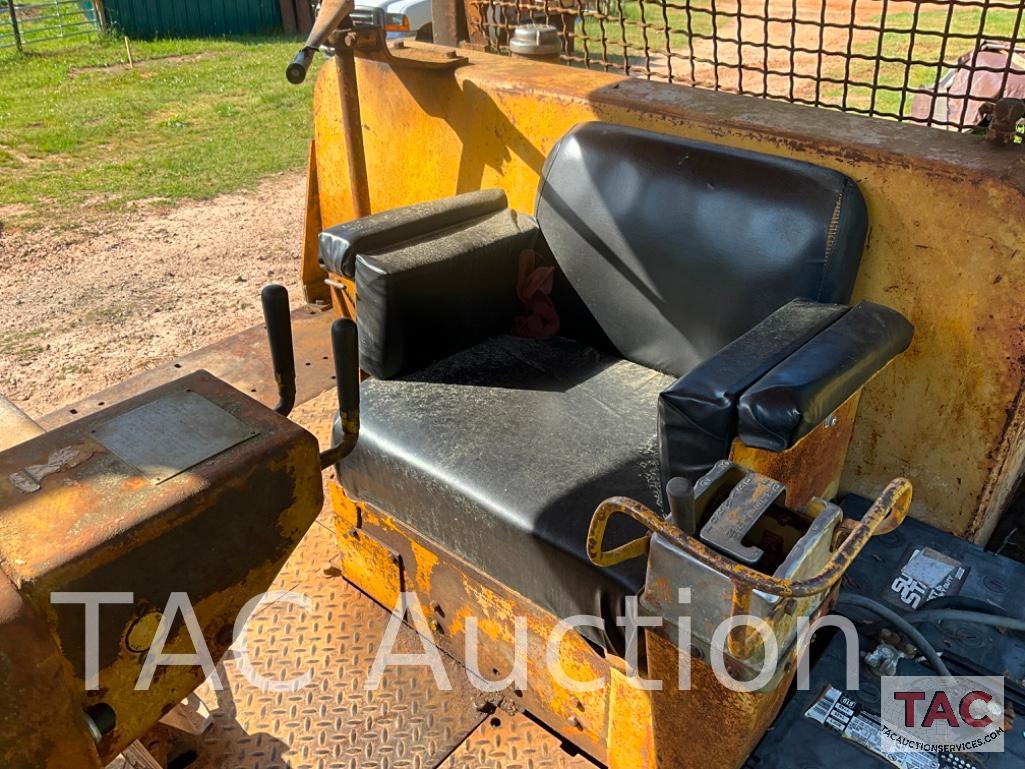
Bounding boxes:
512 249 560 339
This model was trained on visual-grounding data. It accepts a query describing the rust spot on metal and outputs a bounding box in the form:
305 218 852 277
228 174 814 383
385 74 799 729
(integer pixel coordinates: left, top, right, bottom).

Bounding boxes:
730 392 861 510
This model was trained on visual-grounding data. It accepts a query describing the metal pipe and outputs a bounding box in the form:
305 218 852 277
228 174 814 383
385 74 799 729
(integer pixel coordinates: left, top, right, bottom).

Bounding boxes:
6 0 22 52
334 23 372 219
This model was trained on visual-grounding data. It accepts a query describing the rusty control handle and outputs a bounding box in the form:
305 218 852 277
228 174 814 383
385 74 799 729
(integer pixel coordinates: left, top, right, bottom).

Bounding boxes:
319 317 360 469
261 284 297 417
587 477 912 599
286 0 356 84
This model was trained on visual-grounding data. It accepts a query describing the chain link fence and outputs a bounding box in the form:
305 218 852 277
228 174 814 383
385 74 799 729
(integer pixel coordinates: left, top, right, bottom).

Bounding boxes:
466 0 1025 133
1 0 103 53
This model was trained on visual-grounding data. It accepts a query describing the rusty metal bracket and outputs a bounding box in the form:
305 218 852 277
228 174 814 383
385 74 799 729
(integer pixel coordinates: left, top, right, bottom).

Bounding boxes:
981 98 1025 147
698 472 785 566
331 26 468 69
587 471 911 599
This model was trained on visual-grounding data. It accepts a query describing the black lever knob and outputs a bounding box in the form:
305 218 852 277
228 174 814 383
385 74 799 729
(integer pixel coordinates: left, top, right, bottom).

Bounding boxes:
320 317 361 469
332 318 359 419
286 47 315 85
260 284 296 417
667 476 697 534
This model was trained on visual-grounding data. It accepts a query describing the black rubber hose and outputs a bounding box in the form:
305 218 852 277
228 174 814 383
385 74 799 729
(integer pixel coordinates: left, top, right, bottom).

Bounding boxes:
900 609 1025 635
920 595 1008 616
835 593 953 678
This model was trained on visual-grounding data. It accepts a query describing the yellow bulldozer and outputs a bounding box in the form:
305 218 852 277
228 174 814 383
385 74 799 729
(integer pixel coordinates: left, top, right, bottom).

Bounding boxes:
2 1 1025 768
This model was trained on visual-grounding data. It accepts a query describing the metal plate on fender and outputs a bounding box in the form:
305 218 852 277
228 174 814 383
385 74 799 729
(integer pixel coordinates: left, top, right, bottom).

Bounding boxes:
92 390 258 483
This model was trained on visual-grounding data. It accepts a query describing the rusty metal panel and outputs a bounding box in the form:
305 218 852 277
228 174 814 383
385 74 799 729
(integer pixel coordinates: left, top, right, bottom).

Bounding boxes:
39 306 336 430
336 492 613 764
186 518 487 769
329 482 405 608
310 49 1025 541
92 391 258 483
730 392 861 510
0 371 324 763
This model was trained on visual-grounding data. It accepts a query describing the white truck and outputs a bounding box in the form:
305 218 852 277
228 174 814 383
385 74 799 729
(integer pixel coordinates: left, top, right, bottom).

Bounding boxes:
350 0 433 41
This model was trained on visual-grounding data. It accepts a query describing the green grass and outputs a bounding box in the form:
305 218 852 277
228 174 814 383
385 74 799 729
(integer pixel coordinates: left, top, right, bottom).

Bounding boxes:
572 0 714 74
0 34 318 228
822 7 1022 119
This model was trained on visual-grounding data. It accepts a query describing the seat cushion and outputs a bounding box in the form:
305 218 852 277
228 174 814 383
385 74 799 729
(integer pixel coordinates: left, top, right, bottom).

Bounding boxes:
658 299 847 489
535 122 868 377
354 207 537 379
335 335 674 652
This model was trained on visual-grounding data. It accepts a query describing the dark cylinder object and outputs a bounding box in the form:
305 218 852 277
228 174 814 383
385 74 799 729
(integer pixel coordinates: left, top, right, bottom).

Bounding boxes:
320 317 361 469
260 284 297 416
332 318 359 417
667 476 697 534
286 47 315 84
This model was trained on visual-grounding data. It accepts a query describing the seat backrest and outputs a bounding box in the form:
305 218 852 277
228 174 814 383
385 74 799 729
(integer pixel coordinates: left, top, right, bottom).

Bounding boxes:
534 122 868 377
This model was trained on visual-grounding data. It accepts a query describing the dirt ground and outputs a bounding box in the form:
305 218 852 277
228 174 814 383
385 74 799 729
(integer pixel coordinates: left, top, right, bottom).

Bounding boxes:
0 172 307 419
644 0 928 98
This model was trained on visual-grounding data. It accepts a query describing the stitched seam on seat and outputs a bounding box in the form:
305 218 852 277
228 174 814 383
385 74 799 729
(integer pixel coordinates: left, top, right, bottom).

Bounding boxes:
533 132 572 222
817 178 848 301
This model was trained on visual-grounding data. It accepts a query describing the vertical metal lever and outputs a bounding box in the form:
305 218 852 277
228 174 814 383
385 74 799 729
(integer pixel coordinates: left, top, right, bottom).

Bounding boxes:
319 318 360 468
261 284 297 417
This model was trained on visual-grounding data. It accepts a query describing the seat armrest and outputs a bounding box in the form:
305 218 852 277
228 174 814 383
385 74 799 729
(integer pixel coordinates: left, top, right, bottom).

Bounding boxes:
737 301 914 451
658 299 847 491
355 207 538 379
319 189 510 278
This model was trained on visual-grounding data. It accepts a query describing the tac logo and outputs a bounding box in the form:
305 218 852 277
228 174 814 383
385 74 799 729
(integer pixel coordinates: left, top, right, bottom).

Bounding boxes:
881 676 1006 754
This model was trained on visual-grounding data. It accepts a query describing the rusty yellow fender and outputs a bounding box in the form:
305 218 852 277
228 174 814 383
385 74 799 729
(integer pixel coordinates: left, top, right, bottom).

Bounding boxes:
0 372 323 769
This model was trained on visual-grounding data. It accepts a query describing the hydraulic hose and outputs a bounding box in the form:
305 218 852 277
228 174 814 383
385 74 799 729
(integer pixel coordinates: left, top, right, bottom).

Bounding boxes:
900 609 1025 634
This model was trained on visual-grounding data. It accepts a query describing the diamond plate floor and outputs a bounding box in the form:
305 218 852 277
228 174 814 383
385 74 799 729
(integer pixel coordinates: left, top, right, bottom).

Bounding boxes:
186 518 483 769
439 712 600 769
177 515 597 769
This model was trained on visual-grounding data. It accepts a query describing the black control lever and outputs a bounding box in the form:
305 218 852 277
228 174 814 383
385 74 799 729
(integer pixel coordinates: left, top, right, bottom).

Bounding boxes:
260 284 360 467
286 0 356 84
286 48 317 85
667 476 697 534
261 284 297 417
319 317 360 469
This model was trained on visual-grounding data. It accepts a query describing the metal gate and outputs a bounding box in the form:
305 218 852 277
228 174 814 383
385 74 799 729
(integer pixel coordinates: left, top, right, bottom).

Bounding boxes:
466 0 1025 133
1 0 102 53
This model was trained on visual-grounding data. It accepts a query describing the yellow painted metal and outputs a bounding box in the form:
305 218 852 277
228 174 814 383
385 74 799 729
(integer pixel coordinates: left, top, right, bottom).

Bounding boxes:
300 140 330 306
306 46 1025 541
329 480 613 761
327 477 852 769
328 481 403 607
730 391 861 510
0 373 324 766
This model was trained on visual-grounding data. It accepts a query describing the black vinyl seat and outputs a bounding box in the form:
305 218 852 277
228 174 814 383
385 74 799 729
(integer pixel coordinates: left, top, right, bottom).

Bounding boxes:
337 335 672 650
323 122 913 652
